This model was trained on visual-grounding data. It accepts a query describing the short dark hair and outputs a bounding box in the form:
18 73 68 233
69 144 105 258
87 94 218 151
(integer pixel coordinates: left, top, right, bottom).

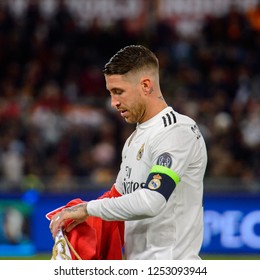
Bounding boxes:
103 45 159 75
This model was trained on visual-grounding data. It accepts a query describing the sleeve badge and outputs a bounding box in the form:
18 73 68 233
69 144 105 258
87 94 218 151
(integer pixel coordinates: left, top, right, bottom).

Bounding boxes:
148 174 162 190
157 152 172 168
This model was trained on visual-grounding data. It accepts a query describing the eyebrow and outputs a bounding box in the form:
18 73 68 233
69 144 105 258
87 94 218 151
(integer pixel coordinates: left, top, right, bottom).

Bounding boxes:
110 87 124 94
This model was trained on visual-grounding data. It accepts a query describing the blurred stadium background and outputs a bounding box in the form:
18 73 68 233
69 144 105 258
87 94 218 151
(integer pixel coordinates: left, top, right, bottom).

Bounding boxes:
0 0 259 260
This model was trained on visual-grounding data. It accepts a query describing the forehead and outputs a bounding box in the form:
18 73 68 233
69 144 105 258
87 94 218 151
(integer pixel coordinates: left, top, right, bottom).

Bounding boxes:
105 74 133 90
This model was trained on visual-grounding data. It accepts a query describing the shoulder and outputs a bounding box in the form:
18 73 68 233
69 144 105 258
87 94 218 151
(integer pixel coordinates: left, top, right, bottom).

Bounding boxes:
159 108 196 130
151 109 201 147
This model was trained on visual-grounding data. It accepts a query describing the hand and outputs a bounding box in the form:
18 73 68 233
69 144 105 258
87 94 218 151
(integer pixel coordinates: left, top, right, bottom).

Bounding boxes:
49 202 88 238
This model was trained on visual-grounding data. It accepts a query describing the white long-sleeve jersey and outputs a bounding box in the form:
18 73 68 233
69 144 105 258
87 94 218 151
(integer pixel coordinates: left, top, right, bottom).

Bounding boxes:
87 106 207 260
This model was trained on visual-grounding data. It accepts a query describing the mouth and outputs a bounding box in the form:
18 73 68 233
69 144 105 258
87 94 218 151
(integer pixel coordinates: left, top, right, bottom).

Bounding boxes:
118 109 128 118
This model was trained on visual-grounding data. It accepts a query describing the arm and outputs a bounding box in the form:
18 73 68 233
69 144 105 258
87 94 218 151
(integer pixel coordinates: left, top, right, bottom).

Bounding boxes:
87 188 166 220
49 170 173 238
49 185 166 237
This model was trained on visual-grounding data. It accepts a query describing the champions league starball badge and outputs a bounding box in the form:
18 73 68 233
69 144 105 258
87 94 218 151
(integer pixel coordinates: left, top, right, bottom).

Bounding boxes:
157 152 172 168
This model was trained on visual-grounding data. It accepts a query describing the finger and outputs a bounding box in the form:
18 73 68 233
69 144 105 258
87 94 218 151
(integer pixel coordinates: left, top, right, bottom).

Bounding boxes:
65 220 80 233
50 215 65 238
49 214 60 227
49 213 60 230
52 221 63 238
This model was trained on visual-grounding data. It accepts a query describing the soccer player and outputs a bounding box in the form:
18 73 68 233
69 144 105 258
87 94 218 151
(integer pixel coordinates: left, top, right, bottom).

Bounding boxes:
50 45 208 260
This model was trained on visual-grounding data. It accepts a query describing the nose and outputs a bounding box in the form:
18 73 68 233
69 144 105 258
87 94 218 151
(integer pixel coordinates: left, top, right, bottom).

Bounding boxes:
111 95 120 109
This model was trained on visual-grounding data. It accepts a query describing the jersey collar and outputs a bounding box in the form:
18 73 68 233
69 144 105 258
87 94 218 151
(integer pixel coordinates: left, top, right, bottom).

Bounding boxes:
137 106 173 129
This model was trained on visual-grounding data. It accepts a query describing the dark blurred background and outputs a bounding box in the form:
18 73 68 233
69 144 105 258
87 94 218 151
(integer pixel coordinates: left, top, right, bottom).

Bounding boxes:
0 0 259 258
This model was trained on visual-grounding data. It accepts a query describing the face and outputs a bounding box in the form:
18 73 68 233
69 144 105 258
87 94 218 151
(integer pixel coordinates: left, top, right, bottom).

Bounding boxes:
105 73 147 124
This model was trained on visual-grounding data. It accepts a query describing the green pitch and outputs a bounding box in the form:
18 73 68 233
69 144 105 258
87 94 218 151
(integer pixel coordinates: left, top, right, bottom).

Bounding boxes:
201 254 260 260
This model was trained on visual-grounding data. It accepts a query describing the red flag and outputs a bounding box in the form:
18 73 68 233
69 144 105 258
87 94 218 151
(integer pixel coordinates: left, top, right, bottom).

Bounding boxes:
46 186 124 260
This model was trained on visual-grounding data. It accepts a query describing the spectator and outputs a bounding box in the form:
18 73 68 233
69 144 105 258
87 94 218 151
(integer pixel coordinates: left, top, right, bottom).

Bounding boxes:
0 1 259 193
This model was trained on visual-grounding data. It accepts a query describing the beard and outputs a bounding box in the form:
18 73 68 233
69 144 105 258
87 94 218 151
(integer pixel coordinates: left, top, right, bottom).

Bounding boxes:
122 103 146 124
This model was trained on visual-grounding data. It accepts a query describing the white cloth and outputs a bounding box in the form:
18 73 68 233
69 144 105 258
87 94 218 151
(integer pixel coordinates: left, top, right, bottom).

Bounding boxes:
51 229 72 260
88 106 207 260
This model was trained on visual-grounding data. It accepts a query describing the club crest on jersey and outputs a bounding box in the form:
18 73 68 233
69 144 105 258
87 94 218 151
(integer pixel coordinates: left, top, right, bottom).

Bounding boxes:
148 174 162 190
136 143 145 160
157 152 172 168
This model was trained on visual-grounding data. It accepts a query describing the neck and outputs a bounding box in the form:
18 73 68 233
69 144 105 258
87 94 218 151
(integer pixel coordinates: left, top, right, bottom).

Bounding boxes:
140 96 168 123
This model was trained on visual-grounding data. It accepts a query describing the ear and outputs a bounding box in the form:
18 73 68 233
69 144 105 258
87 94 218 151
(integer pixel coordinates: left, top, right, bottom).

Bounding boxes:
141 78 152 95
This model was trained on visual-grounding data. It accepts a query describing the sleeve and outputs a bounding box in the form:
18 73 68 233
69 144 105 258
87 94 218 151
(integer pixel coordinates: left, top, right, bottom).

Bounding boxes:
87 188 166 221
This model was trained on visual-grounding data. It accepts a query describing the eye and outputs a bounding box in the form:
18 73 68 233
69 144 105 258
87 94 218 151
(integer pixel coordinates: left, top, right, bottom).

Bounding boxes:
112 88 123 95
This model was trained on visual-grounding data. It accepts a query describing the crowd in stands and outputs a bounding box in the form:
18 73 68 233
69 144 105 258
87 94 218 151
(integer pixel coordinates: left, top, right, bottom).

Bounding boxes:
0 1 259 193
